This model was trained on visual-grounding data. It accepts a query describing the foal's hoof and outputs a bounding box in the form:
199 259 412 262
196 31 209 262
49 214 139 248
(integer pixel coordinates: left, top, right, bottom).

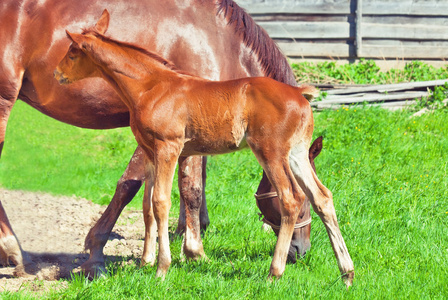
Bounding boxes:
80 261 107 280
342 270 355 288
155 268 168 280
140 255 156 267
267 267 284 281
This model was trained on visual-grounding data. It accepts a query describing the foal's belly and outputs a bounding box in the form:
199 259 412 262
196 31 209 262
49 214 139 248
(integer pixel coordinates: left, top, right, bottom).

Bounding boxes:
181 135 248 156
181 108 249 156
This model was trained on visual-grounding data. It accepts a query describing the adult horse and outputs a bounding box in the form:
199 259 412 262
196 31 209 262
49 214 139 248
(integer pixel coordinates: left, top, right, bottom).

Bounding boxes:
0 0 312 276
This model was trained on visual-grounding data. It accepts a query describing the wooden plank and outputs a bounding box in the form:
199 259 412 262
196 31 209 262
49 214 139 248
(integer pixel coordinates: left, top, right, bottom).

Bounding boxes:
363 23 448 40
313 91 429 105
242 3 351 15
258 21 352 39
362 39 448 47
276 42 352 58
326 79 448 95
361 45 448 59
363 2 448 16
313 100 417 111
239 1 448 16
363 15 448 26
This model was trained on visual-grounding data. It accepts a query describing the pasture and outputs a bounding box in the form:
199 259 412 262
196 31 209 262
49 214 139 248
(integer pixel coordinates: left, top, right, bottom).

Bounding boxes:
1 61 448 298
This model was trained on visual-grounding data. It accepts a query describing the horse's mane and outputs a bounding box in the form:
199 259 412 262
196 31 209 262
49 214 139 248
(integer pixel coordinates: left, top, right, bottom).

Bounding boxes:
217 0 297 86
82 29 195 76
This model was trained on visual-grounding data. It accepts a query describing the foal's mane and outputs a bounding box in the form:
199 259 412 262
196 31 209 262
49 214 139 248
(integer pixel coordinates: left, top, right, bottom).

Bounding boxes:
82 29 194 76
217 0 297 86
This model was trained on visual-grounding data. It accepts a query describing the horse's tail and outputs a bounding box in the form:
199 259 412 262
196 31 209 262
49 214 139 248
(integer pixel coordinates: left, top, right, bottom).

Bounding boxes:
298 84 319 102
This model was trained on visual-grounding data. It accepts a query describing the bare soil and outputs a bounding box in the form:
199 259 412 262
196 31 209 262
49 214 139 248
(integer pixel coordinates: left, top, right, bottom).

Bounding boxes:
0 188 146 294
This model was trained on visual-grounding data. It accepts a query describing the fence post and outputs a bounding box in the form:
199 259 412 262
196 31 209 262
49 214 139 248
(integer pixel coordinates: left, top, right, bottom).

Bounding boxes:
355 0 363 57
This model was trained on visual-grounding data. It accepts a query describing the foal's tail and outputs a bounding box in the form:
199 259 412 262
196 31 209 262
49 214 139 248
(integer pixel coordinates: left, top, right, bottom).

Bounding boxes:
298 84 319 102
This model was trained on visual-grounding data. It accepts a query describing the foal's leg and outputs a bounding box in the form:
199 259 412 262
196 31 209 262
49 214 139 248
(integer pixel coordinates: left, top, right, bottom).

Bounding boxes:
289 144 354 287
250 145 304 278
263 161 304 278
150 141 181 278
141 169 157 266
177 156 206 260
82 146 147 277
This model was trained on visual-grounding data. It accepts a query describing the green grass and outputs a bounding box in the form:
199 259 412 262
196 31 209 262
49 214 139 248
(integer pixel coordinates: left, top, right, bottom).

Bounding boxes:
292 59 448 85
1 61 448 298
0 102 141 206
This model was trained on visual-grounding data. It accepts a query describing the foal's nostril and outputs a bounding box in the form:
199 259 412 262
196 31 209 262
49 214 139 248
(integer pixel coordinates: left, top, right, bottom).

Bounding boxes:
53 70 69 84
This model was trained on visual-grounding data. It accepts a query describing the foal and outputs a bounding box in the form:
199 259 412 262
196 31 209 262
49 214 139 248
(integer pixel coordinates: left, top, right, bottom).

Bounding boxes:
55 26 354 286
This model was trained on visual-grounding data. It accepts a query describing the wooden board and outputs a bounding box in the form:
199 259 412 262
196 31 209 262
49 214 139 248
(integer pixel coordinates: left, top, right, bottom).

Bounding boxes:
363 23 448 40
361 45 448 59
276 42 352 58
326 79 448 95
258 21 352 39
362 2 448 16
242 3 352 15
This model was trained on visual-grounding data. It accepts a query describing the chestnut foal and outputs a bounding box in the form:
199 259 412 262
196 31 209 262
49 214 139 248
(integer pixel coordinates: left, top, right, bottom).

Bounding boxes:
54 27 354 285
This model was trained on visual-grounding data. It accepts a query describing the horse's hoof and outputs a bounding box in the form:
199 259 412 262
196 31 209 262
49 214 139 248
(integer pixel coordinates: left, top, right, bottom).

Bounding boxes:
13 263 36 278
80 261 107 280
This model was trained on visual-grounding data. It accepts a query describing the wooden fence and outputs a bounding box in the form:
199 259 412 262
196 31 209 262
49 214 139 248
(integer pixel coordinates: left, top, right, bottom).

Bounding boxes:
236 0 448 61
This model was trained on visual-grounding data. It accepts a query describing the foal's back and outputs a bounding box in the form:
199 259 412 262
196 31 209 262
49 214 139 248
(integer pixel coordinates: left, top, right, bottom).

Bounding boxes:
166 76 315 156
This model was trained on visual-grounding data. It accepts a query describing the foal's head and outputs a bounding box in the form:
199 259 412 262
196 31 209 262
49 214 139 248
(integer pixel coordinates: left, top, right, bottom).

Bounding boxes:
54 9 110 84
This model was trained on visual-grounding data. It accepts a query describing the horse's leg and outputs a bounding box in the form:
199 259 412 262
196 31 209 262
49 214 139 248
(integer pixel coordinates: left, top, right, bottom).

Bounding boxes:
255 175 311 262
177 156 206 260
0 203 29 275
289 143 354 287
175 156 209 235
199 157 209 230
0 69 32 276
141 168 157 267
150 141 181 278
82 146 146 277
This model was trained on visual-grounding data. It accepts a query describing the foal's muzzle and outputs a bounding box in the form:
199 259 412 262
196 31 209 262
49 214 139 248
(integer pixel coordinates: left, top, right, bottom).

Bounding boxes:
53 70 70 85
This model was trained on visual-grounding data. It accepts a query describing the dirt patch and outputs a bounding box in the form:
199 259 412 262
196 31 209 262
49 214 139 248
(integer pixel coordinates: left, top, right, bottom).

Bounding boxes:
0 188 146 293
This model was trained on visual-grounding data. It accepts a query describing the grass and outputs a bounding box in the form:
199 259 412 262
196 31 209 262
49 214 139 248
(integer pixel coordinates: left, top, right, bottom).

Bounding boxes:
1 61 448 298
292 59 448 85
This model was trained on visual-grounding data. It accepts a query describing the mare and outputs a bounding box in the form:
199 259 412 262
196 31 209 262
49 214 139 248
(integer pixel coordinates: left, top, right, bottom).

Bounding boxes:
0 0 312 277
54 15 354 286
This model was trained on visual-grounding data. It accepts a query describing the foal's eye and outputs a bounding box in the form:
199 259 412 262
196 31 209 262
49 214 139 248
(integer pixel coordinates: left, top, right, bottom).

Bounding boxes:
68 56 75 61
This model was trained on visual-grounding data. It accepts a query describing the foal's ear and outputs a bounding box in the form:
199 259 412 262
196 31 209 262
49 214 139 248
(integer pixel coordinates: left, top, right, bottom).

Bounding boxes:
66 30 88 49
94 9 110 34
